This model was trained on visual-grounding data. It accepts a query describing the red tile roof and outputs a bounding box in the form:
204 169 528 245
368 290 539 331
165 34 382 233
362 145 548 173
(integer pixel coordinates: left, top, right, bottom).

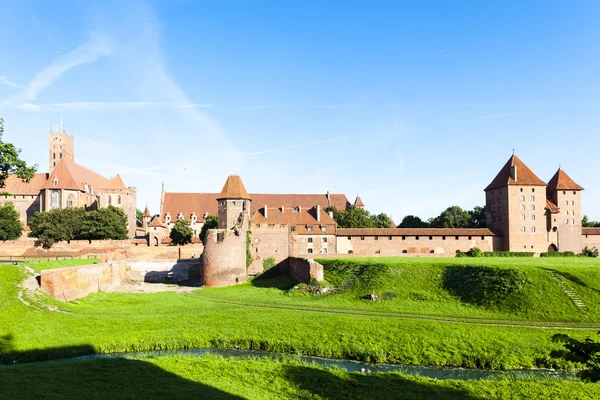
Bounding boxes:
485 155 546 191
545 199 560 214
148 216 167 228
109 174 127 188
583 228 600 235
142 205 151 218
217 175 251 200
42 159 111 192
338 228 496 236
161 192 351 222
2 173 48 195
547 168 584 191
251 206 337 227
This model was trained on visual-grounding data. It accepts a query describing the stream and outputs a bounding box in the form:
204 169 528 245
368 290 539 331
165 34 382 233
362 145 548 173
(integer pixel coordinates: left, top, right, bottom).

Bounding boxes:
1 347 577 381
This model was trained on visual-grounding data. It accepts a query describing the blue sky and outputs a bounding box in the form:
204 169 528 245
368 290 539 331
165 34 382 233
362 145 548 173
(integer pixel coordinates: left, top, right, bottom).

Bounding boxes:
1 0 599 221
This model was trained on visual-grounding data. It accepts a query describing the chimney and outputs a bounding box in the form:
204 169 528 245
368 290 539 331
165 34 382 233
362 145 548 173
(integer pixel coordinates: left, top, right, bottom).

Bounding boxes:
326 191 331 207
264 205 268 219
510 166 517 182
328 211 334 218
316 205 321 222
298 206 302 213
281 205 284 213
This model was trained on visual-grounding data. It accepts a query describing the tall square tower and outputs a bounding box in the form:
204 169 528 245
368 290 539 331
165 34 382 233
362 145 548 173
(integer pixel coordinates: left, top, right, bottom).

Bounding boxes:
49 130 74 173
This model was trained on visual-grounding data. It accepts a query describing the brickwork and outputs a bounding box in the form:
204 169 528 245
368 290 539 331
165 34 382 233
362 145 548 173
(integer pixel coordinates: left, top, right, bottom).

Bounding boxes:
292 233 337 256
549 190 583 252
249 224 289 275
127 259 200 282
582 233 600 251
41 260 128 302
0 194 41 226
49 130 74 173
288 257 324 282
336 234 495 256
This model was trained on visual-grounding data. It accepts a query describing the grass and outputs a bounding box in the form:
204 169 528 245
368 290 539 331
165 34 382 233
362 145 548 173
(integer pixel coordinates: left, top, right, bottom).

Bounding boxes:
1 354 599 399
1 257 600 373
14 257 100 273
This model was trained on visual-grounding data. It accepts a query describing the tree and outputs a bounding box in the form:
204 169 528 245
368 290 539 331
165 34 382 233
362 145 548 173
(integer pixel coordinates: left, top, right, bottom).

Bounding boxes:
398 215 429 228
469 206 487 228
0 118 37 192
136 209 143 222
582 216 600 228
370 212 393 228
337 206 374 228
429 206 472 228
0 203 23 240
170 218 194 245
80 206 128 240
200 214 218 241
551 332 600 382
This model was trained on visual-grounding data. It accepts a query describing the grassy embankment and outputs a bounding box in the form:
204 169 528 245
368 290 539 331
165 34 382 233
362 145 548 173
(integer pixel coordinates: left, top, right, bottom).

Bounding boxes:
1 354 599 400
0 257 599 371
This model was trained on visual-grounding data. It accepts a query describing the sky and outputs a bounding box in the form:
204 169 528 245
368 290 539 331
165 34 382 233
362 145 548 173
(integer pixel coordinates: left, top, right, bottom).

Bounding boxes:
1 0 599 221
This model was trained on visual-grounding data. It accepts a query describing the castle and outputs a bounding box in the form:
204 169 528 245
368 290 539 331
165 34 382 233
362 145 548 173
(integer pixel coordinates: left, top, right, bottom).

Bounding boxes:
143 154 600 286
1 130 137 236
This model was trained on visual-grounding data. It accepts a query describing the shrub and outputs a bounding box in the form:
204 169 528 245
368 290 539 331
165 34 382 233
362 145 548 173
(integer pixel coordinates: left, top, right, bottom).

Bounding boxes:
443 266 526 309
551 332 600 382
540 251 577 257
169 218 193 245
482 252 534 257
262 257 276 273
199 215 218 241
470 247 483 257
0 203 23 241
580 246 599 258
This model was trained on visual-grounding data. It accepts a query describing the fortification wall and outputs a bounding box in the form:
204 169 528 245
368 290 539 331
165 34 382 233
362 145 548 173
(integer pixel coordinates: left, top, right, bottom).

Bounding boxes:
249 225 289 275
288 257 324 283
582 234 600 251
41 261 128 302
201 228 248 287
127 259 200 282
337 234 495 256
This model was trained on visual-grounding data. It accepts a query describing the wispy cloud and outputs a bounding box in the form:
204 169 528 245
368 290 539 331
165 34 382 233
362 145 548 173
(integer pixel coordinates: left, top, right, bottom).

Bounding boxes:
1 35 112 107
0 77 23 89
245 137 346 156
446 112 520 125
14 101 213 112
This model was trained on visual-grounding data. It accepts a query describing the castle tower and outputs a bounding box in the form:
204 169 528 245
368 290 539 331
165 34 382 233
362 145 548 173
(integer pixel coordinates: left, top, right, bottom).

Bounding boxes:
485 154 547 253
353 194 365 209
49 130 74 173
546 168 584 253
142 205 151 230
217 175 252 229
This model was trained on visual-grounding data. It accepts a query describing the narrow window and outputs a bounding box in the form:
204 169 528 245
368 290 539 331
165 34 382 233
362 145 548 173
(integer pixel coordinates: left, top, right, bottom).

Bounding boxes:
530 205 535 211
361 236 365 240
530 195 535 201
520 214 525 221
532 188 535 192
117 196 121 205
308 238 313 243
531 226 536 233
388 236 392 240
375 236 379 240
442 236 446 240
402 236 406 240
308 248 313 254
468 236 472 240
565 200 569 206
520 188 523 192
66 196 73 208
455 236 459 240
531 215 535 221
323 248 328 254
416 236 420 240
108 196 112 205
429 236 432 240
520 204 525 211
571 200 575 206
347 236 351 240
520 196 525 201
322 237 328 243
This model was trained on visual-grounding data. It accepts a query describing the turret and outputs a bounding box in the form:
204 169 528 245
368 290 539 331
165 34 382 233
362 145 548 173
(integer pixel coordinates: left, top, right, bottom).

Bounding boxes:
546 168 584 252
216 175 252 229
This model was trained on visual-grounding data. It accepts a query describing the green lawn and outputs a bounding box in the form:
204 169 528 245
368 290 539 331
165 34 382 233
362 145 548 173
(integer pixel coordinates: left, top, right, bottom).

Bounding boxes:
1 354 598 399
22 258 100 273
1 257 599 373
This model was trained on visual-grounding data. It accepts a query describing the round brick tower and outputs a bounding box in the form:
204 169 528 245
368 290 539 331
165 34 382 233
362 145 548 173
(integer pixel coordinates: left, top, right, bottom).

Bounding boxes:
201 175 252 287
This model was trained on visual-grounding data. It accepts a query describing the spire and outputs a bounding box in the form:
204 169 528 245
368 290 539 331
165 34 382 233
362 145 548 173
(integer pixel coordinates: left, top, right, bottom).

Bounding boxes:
143 205 151 218
354 194 365 208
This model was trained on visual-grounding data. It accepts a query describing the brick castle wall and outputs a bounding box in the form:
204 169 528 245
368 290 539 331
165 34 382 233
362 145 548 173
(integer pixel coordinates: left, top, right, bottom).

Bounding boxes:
288 257 324 283
248 225 289 275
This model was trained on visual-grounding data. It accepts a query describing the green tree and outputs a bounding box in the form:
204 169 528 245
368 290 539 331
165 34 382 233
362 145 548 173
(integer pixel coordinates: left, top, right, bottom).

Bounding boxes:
0 203 23 240
170 218 193 245
469 206 487 228
551 332 600 382
0 118 37 192
337 206 374 228
81 206 128 240
429 206 472 228
398 215 429 228
370 212 393 228
582 215 600 228
136 209 143 222
200 214 218 241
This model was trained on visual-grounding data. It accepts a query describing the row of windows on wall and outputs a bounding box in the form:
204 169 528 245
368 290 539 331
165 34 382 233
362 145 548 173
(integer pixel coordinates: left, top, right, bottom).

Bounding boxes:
520 226 537 233
520 214 536 221
348 235 486 241
306 226 328 232
52 153 63 159
520 188 536 193
519 205 535 211
565 200 575 206
107 196 122 206
307 237 328 243
520 195 536 201
347 249 438 255
307 248 327 254
563 191 577 195
565 210 576 216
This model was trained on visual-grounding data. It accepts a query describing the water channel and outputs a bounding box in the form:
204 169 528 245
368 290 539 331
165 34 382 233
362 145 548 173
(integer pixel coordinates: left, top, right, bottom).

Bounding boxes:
1 347 577 381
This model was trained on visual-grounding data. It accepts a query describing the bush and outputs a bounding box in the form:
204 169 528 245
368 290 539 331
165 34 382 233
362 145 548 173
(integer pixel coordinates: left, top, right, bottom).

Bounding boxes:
169 218 193 245
199 215 218 241
540 251 577 257
580 247 599 258
262 257 276 273
443 265 527 309
482 252 534 257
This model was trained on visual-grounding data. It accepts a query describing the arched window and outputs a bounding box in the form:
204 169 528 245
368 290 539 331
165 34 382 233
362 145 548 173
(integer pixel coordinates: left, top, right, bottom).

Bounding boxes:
60 153 62 159
520 204 525 211
531 226 536 233
53 153 56 159
530 195 535 201
66 196 73 208
530 205 535 211
531 215 536 221
308 238 313 243
108 196 112 205
117 196 121 205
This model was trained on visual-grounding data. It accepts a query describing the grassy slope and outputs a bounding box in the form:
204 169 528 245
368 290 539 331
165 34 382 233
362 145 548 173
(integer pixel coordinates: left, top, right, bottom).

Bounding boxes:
1 354 599 400
0 258 599 370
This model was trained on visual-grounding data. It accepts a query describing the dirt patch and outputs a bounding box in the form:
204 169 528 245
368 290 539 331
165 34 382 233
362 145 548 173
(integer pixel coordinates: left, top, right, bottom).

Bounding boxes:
105 280 202 294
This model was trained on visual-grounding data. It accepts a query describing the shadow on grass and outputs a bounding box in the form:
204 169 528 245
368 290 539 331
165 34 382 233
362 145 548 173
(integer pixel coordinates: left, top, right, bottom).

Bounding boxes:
250 260 298 290
284 365 479 400
1 357 243 399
